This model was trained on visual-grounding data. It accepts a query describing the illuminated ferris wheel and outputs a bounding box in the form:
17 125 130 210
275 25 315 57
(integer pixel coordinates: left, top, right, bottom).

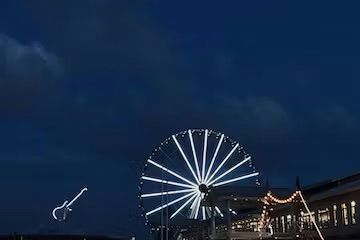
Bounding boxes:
139 129 260 225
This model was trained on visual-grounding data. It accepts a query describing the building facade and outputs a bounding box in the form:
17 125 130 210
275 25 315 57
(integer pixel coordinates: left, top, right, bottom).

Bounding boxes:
271 173 360 239
179 172 360 240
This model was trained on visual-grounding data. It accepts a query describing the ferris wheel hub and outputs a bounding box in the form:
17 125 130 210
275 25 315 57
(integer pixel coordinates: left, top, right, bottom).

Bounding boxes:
198 183 209 193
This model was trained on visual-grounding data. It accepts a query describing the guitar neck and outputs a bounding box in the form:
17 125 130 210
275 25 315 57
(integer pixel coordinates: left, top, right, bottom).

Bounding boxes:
67 188 87 207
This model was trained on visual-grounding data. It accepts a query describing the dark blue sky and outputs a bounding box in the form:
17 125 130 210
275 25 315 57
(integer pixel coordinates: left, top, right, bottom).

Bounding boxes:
1 0 360 237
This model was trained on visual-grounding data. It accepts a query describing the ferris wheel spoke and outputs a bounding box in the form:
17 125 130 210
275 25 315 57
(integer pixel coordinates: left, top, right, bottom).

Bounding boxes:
212 172 259 187
201 129 208 182
205 207 211 218
190 192 200 210
141 189 196 198
170 193 198 219
172 135 200 184
145 191 197 216
206 206 212 218
204 134 224 183
188 130 201 182
147 159 197 187
194 194 202 219
190 193 200 218
202 206 206 220
206 143 239 184
207 156 251 186
141 176 195 189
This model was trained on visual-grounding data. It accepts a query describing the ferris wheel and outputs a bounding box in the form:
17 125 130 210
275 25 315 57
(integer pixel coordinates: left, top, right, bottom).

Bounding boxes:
139 129 260 225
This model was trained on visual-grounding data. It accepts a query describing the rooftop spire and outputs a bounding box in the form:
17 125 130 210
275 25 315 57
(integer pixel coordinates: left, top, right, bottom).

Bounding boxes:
265 177 270 191
296 176 301 190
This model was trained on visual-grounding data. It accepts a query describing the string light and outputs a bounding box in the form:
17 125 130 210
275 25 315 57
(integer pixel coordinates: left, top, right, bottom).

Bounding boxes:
258 191 301 232
264 191 300 204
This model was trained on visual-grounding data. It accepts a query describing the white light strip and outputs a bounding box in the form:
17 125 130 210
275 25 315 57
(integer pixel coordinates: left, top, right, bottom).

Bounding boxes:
147 159 197 187
299 191 325 240
202 206 206 220
190 194 200 218
194 194 202 219
215 206 224 217
212 172 259 187
229 208 237 215
205 206 211 217
208 156 251 186
201 129 208 182
188 130 201 182
204 134 224 183
190 193 200 209
141 176 195 189
170 193 198 219
172 135 200 184
206 143 239 184
141 189 195 198
146 192 196 216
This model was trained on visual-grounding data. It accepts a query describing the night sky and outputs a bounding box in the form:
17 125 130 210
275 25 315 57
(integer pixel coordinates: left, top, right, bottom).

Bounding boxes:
1 0 360 238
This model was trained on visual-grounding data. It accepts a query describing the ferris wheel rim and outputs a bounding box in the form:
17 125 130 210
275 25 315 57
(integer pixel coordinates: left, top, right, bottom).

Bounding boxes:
139 128 260 225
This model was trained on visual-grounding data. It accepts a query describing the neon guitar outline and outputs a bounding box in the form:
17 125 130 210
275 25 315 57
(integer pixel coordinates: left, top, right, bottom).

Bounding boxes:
52 187 88 221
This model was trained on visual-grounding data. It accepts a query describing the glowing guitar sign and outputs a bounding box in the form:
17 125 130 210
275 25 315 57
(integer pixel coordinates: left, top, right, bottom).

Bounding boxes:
52 187 88 221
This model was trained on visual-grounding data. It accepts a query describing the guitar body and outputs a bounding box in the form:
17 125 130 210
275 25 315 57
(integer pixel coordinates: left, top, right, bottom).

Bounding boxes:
52 200 70 221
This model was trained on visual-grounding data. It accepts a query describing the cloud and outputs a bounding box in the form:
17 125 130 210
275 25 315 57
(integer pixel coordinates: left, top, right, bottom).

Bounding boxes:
317 105 358 130
310 104 360 145
0 35 61 77
213 96 292 142
24 1 186 97
0 34 63 116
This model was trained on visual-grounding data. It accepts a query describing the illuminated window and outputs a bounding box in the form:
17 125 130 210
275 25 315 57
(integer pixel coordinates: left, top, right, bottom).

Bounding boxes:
293 215 296 229
275 217 279 231
333 205 338 227
281 216 285 232
318 208 330 228
286 215 292 232
299 211 304 231
302 211 314 230
351 201 356 224
341 203 349 225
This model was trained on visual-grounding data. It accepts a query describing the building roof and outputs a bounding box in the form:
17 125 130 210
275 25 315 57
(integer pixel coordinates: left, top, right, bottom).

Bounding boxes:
202 172 360 208
308 177 360 202
303 171 360 194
